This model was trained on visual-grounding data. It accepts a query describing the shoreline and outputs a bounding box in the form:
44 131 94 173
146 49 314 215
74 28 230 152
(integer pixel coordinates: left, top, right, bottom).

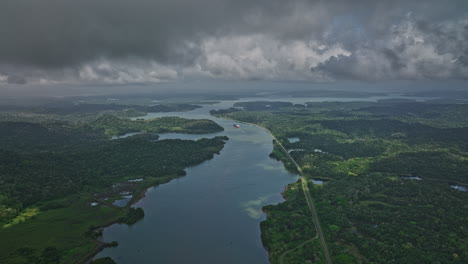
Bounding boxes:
82 136 228 263
81 174 190 263
84 115 301 264
82 133 228 263
215 114 302 262
213 114 332 264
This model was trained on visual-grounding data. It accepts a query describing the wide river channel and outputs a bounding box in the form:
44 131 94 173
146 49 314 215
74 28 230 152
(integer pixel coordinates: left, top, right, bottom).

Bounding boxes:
94 95 427 263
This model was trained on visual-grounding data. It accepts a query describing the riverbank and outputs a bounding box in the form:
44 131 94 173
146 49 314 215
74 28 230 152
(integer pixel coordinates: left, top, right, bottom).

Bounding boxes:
257 127 332 264
90 107 299 263
211 100 468 263
0 133 228 264
83 135 230 263
213 114 331 264
82 174 183 263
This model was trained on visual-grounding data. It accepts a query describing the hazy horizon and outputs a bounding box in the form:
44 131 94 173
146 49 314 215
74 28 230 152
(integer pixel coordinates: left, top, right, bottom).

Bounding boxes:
1 79 468 100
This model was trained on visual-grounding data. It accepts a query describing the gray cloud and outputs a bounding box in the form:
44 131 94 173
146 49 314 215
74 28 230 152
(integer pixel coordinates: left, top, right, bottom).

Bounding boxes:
314 16 468 80
7 75 26 85
0 0 467 84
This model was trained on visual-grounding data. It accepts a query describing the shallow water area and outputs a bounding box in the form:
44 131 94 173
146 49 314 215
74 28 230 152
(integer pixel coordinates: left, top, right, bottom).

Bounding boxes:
113 195 133 207
450 185 467 192
287 137 300 143
311 179 325 185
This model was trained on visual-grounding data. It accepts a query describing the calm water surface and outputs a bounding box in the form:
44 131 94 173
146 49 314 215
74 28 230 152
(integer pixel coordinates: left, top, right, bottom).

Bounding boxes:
95 100 301 264
95 95 427 263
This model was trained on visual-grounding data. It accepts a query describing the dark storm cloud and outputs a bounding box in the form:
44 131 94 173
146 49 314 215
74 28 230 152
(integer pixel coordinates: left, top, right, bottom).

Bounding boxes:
0 0 467 83
1 0 302 67
0 0 228 66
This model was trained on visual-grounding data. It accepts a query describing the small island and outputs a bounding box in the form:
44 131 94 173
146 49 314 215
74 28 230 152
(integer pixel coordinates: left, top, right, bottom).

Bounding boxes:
92 115 224 137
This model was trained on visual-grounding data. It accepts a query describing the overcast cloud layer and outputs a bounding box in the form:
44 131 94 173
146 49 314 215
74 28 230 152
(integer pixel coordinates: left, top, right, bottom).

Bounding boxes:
0 0 467 85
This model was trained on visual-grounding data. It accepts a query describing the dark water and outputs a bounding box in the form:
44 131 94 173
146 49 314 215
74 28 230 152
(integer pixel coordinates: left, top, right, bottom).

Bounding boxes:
95 101 300 264
113 195 133 207
95 95 428 263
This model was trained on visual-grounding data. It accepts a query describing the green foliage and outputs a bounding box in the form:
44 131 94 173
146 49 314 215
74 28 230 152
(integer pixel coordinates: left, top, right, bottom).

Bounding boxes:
315 173 467 264
270 142 298 173
282 239 325 264
371 151 468 182
0 111 227 263
329 225 340 232
39 247 61 264
358 102 468 128
217 100 468 264
0 200 125 264
92 115 224 136
317 119 468 149
283 132 388 159
118 207 144 225
0 121 105 151
261 181 317 264
0 136 227 210
2 102 201 116
334 254 356 264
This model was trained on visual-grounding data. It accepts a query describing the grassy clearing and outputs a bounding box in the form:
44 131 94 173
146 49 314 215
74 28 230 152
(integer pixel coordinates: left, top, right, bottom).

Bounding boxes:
2 208 40 228
0 196 124 264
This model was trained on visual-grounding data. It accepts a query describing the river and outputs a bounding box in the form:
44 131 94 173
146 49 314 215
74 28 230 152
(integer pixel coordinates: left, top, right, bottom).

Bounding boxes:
94 95 428 263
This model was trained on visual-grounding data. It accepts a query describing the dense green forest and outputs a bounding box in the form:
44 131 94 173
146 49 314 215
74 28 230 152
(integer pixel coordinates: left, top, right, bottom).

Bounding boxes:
0 101 204 125
0 105 227 264
261 181 323 264
92 115 223 136
213 100 468 264
0 135 228 212
0 102 201 116
0 114 222 151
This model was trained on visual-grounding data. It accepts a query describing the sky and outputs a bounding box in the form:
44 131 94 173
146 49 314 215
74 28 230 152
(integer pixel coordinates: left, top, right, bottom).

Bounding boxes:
0 0 467 87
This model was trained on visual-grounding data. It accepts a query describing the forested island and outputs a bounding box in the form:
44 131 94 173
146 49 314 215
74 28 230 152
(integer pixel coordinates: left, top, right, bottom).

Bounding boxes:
0 102 227 264
92 115 223 137
213 100 468 264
